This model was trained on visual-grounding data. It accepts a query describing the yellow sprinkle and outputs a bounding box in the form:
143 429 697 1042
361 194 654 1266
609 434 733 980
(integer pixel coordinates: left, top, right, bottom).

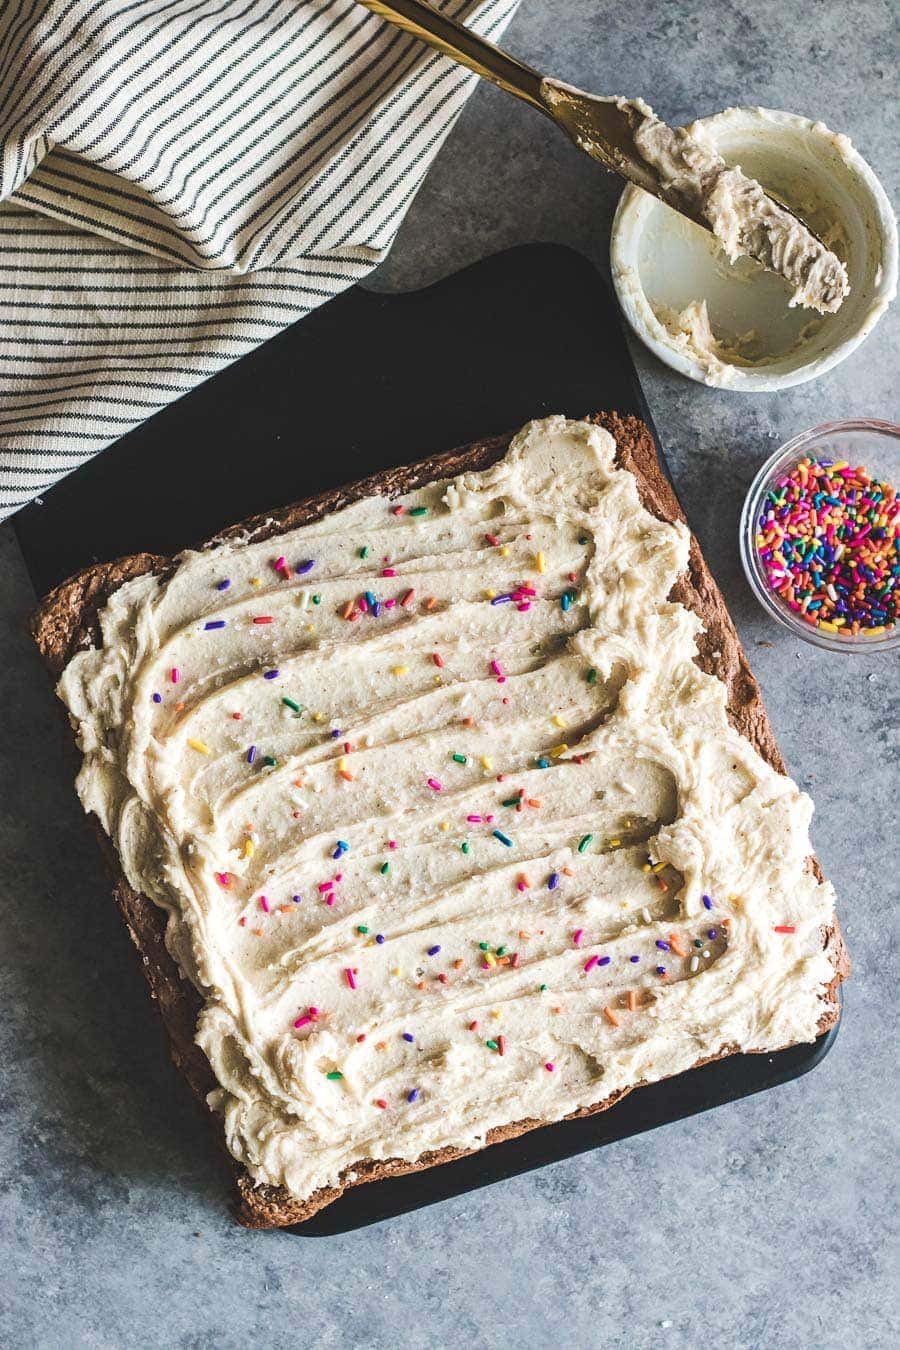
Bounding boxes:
651 860 667 873
481 755 493 771
484 952 497 967
439 821 450 832
549 743 568 758
392 665 409 676
485 589 497 600
491 1009 501 1019
313 712 325 722
242 838 255 859
338 757 348 771
306 623 316 633
187 738 211 755
250 577 262 588
434 675 443 684
642 863 651 872
817 621 839 633
608 838 621 848
551 714 566 728
500 545 510 558
535 550 547 574
392 968 403 978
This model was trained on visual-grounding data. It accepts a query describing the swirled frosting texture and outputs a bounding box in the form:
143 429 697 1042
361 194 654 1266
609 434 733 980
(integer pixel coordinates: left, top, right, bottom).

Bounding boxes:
58 417 836 1202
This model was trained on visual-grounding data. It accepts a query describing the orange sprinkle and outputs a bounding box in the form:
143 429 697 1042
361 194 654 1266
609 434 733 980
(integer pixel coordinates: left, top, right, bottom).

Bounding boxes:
375 1098 389 1109
668 934 688 958
552 1006 563 1014
626 990 637 1012
417 981 426 991
518 930 531 940
453 958 464 970
278 905 292 914
425 596 438 610
376 1041 387 1051
339 769 354 782
254 928 264 937
341 600 355 620
462 716 475 727
175 701 185 711
603 1006 620 1027
562 866 574 877
527 797 542 808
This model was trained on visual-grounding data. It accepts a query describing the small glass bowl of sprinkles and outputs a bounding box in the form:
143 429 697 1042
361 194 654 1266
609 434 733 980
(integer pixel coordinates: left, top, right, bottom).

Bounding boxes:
740 420 900 652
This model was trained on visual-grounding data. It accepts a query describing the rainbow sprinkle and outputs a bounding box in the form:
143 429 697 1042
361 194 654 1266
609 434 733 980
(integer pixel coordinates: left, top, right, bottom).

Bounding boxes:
756 455 898 635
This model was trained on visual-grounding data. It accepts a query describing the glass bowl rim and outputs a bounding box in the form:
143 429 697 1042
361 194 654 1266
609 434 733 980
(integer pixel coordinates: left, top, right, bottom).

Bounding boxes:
739 418 900 653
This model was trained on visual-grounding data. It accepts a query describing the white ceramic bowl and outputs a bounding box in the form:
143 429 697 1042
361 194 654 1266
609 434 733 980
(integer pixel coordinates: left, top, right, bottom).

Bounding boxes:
610 107 897 391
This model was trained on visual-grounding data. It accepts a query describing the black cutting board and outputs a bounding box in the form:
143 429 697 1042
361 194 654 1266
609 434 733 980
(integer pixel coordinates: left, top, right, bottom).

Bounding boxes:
14 244 837 1234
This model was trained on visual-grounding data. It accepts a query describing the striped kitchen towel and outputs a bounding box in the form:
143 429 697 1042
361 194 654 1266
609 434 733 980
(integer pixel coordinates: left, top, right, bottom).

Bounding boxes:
0 0 519 521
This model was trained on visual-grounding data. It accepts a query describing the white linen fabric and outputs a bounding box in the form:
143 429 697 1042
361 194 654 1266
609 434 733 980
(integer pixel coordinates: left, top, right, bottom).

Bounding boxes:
0 0 519 519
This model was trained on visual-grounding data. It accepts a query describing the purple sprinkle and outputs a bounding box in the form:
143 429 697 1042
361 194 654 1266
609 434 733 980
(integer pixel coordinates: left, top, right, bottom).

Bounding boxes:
490 594 513 605
548 872 560 891
407 1088 420 1104
296 560 315 574
708 928 718 939
292 895 302 903
264 669 279 680
629 954 640 963
597 955 611 967
402 1032 415 1043
372 602 383 618
427 945 441 956
151 692 162 704
702 894 713 910
655 940 670 951
216 579 231 591
247 746 257 764
656 965 667 976
375 934 385 944
331 728 342 738
204 619 226 630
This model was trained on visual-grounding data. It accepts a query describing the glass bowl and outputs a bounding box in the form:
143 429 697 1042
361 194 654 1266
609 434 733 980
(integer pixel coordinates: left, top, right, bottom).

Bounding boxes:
740 419 900 652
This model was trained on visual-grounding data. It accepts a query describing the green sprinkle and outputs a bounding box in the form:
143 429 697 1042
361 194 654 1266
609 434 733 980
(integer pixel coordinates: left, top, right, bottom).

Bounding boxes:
578 535 589 545
496 946 507 957
380 861 390 875
501 795 521 808
479 942 490 951
359 545 369 558
312 594 321 605
461 841 471 854
325 1070 343 1080
539 983 547 992
452 752 468 764
577 833 594 853
281 696 302 713
587 667 597 685
408 506 429 517
357 924 370 935
485 1039 499 1051
262 755 277 768
694 939 703 948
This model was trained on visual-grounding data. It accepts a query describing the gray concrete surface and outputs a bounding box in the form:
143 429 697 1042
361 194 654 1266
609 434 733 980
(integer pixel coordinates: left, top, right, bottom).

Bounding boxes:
1 2 898 1347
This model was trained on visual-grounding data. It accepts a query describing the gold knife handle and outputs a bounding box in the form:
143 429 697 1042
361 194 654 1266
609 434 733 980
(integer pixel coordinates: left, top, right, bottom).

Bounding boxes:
355 0 547 114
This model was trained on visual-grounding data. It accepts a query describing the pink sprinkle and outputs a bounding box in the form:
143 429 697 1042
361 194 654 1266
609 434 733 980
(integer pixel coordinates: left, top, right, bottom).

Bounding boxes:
467 814 483 823
214 872 231 887
318 881 334 893
545 1062 555 1072
325 894 335 907
345 968 357 989
427 778 442 791
294 1015 311 1028
490 659 505 684
516 880 528 893
584 954 600 973
170 667 180 684
259 896 270 912
485 814 495 823
334 873 343 883
573 929 585 946
392 504 405 515
384 598 396 609
516 603 531 612
274 555 287 572
388 839 398 849
382 567 396 577
358 595 369 613
433 652 445 667
309 1006 320 1019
